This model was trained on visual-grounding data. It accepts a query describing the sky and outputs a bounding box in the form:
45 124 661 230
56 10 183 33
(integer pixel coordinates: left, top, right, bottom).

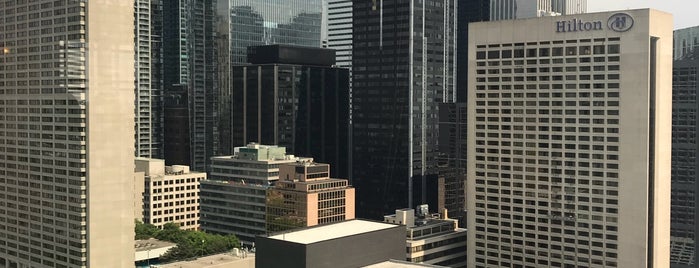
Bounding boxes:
588 0 699 29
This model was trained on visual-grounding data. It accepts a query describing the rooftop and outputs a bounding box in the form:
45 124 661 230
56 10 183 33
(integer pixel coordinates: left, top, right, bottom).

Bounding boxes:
134 239 176 252
363 260 446 267
155 252 254 268
267 220 399 245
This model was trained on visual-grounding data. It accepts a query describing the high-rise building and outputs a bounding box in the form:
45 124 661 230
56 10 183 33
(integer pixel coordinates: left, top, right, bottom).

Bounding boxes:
467 9 672 268
456 0 490 103
0 1 136 267
134 158 204 230
352 0 456 219
437 102 468 219
200 144 299 243
215 0 323 157
134 0 164 159
229 45 350 179
327 0 353 71
489 0 587 20
384 206 467 267
266 160 355 232
674 26 699 61
162 0 215 171
670 29 699 267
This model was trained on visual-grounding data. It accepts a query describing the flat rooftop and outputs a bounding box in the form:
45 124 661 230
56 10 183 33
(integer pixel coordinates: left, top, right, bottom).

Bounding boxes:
135 239 176 252
267 220 399 245
156 252 254 268
364 260 446 267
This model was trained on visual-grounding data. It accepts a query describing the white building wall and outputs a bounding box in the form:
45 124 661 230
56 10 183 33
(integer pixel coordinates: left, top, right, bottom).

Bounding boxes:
468 9 672 268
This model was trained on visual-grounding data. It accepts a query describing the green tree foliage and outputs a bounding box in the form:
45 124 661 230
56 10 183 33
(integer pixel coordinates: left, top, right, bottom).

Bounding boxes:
134 221 241 262
135 220 160 240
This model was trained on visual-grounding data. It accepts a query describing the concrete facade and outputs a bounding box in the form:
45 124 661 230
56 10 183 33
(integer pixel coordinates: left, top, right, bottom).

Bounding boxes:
467 9 672 268
385 207 467 267
135 158 204 230
267 160 355 232
200 144 299 243
0 0 136 267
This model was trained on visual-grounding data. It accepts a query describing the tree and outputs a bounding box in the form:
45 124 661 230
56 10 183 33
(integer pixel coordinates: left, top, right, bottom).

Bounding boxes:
135 220 160 240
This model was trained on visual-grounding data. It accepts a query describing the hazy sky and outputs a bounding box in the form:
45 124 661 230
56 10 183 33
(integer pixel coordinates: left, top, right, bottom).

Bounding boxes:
588 0 698 29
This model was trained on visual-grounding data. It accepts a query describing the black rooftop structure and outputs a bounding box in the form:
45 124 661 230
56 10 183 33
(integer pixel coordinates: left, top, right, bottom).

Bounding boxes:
247 44 336 66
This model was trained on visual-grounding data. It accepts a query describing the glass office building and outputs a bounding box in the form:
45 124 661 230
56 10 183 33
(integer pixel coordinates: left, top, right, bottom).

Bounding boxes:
352 0 457 219
162 0 216 171
215 0 323 156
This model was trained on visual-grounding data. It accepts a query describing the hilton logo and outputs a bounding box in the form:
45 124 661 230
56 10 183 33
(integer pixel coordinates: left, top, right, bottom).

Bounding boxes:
555 18 603 33
555 13 635 33
608 13 634 32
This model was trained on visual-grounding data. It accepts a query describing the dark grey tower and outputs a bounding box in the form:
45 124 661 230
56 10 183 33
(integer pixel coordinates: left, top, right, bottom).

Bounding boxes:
352 0 456 219
215 0 323 157
162 0 215 171
671 37 699 268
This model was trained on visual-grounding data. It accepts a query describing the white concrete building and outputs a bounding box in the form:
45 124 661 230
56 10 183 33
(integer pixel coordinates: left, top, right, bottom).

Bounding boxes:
135 158 205 230
467 9 672 268
0 1 136 267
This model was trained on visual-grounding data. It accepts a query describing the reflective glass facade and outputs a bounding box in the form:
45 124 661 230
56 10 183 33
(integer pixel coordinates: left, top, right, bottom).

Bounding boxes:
229 63 350 179
163 0 216 171
216 0 323 156
352 0 456 219
671 49 699 267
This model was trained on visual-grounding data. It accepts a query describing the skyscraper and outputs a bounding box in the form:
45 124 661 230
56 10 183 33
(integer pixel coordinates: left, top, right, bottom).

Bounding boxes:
134 0 164 159
215 0 323 157
489 0 587 20
467 9 672 267
673 26 699 61
0 0 136 267
230 45 350 179
456 0 490 103
327 0 353 71
670 27 699 267
352 0 456 219
162 0 215 171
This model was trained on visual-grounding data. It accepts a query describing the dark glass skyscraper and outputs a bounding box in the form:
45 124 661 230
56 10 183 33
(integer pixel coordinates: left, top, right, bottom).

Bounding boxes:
162 0 216 171
352 0 456 219
671 39 699 267
216 0 323 156
230 45 350 179
456 0 489 103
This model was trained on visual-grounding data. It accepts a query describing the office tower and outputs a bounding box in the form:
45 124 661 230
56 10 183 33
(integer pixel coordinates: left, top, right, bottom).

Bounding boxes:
327 0 353 72
457 0 490 103
467 9 672 268
266 160 355 232
162 0 215 171
674 26 699 60
134 158 205 230
352 0 456 219
200 144 299 243
229 45 350 179
437 103 468 218
134 0 164 159
551 0 587 15
215 0 323 157
0 0 135 267
671 32 699 267
384 206 467 267
489 0 587 20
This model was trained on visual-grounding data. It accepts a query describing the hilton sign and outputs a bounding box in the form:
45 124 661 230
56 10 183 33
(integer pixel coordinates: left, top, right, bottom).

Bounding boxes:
556 13 634 33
